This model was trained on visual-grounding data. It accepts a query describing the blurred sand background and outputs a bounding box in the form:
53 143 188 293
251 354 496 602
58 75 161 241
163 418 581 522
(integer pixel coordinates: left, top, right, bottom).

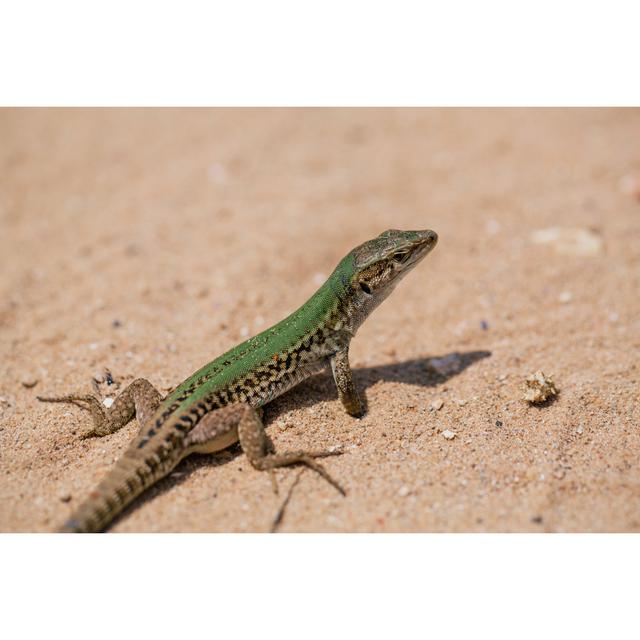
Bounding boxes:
1 108 639 532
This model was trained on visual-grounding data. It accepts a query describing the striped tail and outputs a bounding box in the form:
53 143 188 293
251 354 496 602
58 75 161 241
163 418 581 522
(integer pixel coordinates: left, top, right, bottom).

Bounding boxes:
57 447 180 533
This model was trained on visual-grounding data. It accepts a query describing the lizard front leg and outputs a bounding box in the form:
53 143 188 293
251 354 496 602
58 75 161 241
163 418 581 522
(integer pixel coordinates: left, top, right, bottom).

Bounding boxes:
38 378 163 439
330 347 364 417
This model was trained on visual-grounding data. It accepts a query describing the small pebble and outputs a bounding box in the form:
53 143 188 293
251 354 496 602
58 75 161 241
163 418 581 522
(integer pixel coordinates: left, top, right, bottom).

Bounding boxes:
455 399 467 407
208 162 228 185
531 515 543 524
327 515 343 527
59 492 72 503
21 378 39 388
103 397 114 408
495 420 503 427
480 319 489 331
558 291 573 303
442 429 456 440
523 370 558 404
430 398 444 411
398 485 410 497
619 173 640 201
485 219 501 235
576 426 584 435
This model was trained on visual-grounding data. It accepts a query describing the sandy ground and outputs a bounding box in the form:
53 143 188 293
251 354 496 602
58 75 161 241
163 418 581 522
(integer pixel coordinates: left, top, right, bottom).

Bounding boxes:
1 108 639 532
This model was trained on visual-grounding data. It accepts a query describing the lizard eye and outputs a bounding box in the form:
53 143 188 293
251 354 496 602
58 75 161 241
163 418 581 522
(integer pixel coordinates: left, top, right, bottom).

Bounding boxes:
392 251 409 263
359 281 372 295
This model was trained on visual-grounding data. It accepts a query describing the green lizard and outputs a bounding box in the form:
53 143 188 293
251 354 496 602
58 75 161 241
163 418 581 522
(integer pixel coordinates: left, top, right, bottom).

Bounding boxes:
38 228 438 532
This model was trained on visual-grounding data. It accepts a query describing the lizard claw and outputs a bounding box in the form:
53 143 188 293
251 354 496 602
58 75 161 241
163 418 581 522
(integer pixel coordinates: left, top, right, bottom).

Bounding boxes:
38 394 108 440
38 394 101 411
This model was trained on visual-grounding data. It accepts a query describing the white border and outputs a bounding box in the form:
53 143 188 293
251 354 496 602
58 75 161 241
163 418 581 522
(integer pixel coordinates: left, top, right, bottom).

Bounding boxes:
0 0 639 105
1 534 637 639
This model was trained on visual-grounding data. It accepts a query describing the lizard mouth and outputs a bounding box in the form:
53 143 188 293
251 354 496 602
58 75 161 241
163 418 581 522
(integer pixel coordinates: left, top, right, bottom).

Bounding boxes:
419 229 438 248
406 229 438 265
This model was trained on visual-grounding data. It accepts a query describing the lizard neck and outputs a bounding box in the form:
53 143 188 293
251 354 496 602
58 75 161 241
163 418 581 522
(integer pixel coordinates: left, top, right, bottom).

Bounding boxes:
326 253 393 337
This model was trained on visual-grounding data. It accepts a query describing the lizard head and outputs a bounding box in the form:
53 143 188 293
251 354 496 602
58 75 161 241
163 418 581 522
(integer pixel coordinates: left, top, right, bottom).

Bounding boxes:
345 228 438 317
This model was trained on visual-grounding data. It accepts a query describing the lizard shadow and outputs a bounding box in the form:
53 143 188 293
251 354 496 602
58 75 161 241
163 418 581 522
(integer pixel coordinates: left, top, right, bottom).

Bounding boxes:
107 349 491 531
266 349 492 417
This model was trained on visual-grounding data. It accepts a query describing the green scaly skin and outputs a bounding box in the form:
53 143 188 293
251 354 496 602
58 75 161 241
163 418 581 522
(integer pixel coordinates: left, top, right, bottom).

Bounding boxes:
39 229 438 532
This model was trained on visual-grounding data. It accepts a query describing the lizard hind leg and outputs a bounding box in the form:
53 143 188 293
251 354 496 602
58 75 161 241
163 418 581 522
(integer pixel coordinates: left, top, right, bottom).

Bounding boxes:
237 404 346 496
38 378 163 439
182 403 281 493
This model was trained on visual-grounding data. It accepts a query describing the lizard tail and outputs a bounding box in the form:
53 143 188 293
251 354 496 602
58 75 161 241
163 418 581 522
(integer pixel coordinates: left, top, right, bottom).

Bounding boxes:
57 448 179 533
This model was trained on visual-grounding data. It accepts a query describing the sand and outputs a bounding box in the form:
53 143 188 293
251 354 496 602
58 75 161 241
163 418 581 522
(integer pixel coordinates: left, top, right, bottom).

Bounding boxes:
1 108 639 532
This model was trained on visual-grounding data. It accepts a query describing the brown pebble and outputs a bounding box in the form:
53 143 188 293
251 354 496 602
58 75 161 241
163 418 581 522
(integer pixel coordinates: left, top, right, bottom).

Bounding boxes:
59 493 72 503
21 378 39 389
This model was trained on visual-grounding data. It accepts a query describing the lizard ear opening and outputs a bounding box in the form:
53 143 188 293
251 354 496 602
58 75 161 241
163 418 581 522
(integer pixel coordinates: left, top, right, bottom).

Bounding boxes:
359 281 372 295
